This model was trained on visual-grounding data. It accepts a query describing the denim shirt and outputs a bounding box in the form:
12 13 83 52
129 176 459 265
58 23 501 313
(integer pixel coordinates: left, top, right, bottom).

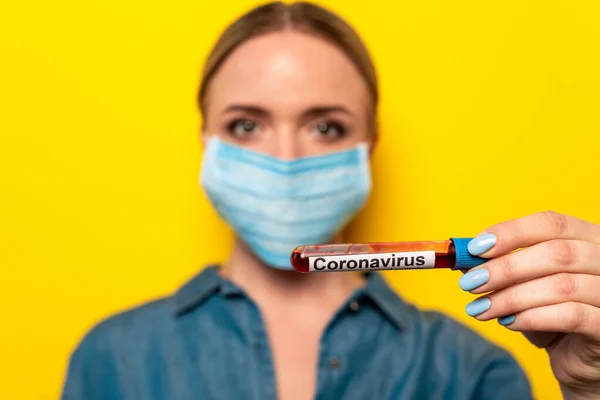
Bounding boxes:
61 266 533 400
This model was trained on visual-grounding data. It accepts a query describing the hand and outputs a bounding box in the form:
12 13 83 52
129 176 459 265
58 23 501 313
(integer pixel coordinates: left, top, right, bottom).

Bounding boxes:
459 211 600 400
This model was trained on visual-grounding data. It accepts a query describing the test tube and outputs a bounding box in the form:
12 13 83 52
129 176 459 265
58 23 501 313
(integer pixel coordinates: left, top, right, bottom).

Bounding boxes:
290 238 488 273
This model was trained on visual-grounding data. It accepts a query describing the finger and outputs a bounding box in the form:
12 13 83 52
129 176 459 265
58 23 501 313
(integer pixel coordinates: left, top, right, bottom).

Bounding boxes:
495 302 600 342
461 240 600 294
468 211 600 258
465 274 600 321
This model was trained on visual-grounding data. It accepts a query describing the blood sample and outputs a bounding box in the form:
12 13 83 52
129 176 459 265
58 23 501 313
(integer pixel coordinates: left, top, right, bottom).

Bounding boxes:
290 238 488 273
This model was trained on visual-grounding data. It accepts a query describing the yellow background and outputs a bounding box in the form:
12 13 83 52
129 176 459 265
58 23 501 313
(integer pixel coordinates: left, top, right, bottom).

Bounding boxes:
1 0 599 398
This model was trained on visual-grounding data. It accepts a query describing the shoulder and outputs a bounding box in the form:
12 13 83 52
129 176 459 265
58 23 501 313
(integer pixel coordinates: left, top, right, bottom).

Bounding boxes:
71 265 222 355
68 265 227 363
415 307 513 362
70 296 174 361
366 272 517 361
413 306 501 353
364 269 533 398
61 296 177 399
408 306 533 398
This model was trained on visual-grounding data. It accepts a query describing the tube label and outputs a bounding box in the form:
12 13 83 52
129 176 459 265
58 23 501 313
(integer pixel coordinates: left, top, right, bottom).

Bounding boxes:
308 251 436 272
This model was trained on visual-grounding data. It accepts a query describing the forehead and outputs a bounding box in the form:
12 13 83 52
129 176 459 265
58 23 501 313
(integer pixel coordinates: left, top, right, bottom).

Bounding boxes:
206 31 369 112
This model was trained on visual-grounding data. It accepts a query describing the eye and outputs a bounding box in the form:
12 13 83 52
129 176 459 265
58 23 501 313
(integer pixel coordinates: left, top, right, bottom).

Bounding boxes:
311 121 347 141
227 119 260 139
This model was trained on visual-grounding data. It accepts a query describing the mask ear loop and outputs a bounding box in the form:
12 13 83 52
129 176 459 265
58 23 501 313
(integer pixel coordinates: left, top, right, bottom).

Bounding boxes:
368 118 379 156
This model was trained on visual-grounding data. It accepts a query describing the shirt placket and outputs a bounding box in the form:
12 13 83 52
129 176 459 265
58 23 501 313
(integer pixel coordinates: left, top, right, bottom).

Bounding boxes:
242 296 278 400
315 298 362 400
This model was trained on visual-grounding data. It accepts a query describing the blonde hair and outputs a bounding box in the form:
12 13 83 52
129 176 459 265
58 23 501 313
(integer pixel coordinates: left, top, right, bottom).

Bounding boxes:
197 1 378 128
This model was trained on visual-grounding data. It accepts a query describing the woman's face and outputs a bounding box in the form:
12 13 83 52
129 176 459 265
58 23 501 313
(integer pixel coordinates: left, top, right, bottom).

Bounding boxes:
202 31 373 159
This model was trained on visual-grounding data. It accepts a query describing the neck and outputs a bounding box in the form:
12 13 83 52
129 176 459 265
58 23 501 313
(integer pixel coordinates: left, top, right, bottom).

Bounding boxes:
220 236 366 311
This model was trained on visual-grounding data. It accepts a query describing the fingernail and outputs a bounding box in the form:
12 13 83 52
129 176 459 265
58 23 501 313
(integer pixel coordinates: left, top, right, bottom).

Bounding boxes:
498 315 515 326
465 297 491 317
468 233 497 256
459 268 490 291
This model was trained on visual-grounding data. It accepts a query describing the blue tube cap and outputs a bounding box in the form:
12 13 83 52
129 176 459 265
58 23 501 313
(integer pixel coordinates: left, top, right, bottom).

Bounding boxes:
451 238 489 269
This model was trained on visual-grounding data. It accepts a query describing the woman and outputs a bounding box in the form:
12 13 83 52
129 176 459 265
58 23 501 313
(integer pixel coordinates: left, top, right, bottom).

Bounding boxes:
62 2 600 399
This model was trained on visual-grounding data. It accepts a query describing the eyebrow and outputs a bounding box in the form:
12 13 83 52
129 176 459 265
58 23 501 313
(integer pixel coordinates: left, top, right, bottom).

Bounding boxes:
302 106 353 121
223 105 269 117
222 104 353 121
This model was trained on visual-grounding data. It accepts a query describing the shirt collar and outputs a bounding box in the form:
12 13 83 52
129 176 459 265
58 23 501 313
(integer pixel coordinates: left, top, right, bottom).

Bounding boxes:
173 265 242 316
360 272 412 330
173 266 412 330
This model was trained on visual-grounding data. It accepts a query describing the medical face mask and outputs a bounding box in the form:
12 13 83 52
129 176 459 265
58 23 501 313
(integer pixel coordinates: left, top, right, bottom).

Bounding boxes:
200 136 372 270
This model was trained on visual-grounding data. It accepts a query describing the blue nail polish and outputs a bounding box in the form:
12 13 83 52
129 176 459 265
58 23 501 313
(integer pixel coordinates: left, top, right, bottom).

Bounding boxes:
459 268 490 291
468 233 497 256
465 298 491 317
498 315 515 326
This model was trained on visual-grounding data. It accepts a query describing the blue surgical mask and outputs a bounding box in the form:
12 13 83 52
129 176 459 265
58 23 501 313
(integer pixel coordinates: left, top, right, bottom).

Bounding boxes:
200 136 372 270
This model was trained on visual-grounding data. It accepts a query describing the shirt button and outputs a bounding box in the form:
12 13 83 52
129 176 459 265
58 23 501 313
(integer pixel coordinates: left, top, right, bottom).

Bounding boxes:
329 356 341 369
349 300 360 312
